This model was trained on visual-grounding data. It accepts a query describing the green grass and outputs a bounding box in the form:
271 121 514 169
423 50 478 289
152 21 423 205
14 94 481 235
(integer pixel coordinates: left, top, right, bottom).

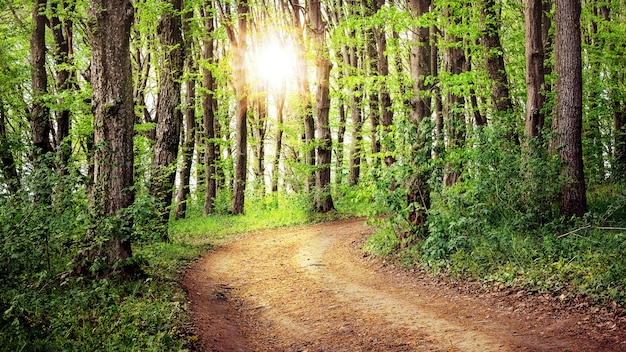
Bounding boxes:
171 191 356 243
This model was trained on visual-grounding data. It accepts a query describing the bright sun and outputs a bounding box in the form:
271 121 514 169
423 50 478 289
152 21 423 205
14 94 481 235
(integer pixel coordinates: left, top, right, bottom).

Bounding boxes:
252 38 297 90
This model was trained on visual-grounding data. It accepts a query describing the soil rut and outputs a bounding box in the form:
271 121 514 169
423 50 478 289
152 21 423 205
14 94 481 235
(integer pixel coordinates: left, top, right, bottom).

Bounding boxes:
183 218 625 351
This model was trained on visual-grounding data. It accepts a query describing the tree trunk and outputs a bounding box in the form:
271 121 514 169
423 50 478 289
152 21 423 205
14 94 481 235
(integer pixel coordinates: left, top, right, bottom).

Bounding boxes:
481 0 513 116
150 0 184 238
465 53 486 127
30 0 53 159
87 0 135 274
50 3 74 171
270 89 285 193
431 24 444 160
174 54 196 220
345 0 363 187
334 49 347 184
442 6 466 188
250 95 268 195
552 0 587 217
374 0 394 167
364 0 380 159
311 0 335 212
203 2 218 215
407 0 432 235
231 0 249 215
291 0 315 193
525 0 546 139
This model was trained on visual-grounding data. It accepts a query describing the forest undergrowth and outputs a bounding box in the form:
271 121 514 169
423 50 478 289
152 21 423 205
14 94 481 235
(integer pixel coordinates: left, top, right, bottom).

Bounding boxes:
0 180 336 351
2 151 625 350
364 132 626 308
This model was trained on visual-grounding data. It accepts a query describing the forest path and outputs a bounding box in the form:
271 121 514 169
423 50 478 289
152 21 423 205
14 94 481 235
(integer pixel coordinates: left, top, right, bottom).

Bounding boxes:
183 218 624 351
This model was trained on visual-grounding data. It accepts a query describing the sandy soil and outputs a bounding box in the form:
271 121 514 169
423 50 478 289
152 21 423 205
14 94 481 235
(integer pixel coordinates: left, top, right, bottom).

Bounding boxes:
182 218 625 351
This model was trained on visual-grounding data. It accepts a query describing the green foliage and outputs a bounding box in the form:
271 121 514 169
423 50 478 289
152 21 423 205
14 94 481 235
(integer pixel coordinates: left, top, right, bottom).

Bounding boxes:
0 166 192 351
364 223 399 258
170 192 317 241
363 123 626 305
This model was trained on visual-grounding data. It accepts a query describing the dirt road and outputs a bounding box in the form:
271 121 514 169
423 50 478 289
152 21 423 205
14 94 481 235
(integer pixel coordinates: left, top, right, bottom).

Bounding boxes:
183 218 625 351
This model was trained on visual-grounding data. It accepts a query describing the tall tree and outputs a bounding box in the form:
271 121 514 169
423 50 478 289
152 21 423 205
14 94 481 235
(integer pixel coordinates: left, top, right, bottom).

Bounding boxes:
49 1 75 170
345 0 363 186
431 22 444 160
364 0 380 159
552 0 586 217
87 0 136 273
175 9 197 220
250 92 268 194
374 0 394 167
524 0 546 139
228 0 250 214
30 0 53 160
150 0 185 237
203 1 218 215
442 5 467 187
270 86 286 193
311 0 335 212
481 0 513 117
406 0 432 233
290 0 315 193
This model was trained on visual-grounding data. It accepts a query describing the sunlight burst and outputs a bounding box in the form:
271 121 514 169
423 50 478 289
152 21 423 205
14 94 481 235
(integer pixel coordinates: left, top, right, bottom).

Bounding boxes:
252 38 297 90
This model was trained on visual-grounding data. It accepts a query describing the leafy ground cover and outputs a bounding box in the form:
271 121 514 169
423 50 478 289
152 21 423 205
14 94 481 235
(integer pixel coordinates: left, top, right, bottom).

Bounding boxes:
365 183 626 307
0 191 329 351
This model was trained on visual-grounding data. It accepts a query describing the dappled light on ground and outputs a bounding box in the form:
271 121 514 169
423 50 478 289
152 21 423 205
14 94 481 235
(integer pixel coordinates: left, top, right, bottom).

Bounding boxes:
183 219 625 351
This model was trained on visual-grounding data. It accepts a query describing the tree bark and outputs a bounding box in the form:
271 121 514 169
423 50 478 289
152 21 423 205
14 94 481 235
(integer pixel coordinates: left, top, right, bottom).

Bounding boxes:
335 68 347 183
250 95 268 194
442 6 466 188
203 2 218 215
525 0 546 139
431 24 444 160
407 0 432 234
291 0 315 193
270 89 286 193
552 0 587 217
346 0 363 187
481 0 513 116
174 50 196 220
364 0 380 159
311 0 335 212
374 0 394 167
231 0 249 215
150 0 185 237
88 0 135 273
49 2 74 171
30 0 53 159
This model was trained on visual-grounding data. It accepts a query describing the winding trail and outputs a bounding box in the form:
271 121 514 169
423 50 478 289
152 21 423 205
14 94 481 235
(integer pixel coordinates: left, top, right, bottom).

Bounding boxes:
183 218 625 351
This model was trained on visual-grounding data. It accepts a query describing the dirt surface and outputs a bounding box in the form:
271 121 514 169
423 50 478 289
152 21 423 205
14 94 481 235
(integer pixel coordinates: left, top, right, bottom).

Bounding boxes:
183 218 626 351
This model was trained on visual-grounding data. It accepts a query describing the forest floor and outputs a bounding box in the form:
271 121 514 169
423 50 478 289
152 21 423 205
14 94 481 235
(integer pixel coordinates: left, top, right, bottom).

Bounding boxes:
182 218 626 351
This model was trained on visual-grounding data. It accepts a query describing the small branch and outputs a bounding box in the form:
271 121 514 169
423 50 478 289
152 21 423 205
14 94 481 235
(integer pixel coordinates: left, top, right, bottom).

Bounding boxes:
556 225 591 239
596 227 626 231
556 225 626 239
